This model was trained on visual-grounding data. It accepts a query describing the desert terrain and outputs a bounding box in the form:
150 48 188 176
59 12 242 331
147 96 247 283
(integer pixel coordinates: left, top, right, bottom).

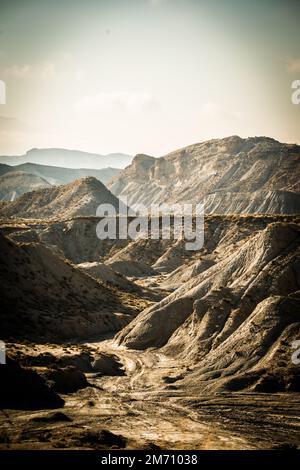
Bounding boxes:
0 137 300 450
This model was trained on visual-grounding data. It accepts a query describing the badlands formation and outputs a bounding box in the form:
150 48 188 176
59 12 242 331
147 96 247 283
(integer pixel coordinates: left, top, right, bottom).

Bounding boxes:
0 136 299 449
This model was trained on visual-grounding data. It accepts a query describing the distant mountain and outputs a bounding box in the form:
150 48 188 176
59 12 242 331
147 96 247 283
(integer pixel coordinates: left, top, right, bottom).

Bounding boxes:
108 136 300 214
0 162 120 186
0 148 133 169
0 176 121 219
0 171 51 201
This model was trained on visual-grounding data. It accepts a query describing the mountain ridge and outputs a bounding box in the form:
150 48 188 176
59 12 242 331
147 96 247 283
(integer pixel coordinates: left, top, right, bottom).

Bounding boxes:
108 136 300 214
0 162 120 187
0 148 133 169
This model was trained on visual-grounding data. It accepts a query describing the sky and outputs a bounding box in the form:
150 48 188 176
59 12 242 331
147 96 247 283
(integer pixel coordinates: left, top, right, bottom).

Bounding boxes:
0 0 300 157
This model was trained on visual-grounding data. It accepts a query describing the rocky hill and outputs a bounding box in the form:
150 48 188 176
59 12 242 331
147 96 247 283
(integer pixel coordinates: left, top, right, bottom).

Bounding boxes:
0 233 148 341
116 221 300 392
108 136 300 214
0 176 121 219
0 171 51 201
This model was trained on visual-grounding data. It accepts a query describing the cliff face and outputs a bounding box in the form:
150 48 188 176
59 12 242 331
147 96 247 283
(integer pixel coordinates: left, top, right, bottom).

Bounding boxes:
108 136 300 213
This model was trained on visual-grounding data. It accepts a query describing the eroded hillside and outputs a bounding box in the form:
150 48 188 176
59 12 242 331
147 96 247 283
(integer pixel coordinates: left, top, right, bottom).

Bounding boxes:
108 136 300 213
1 212 300 449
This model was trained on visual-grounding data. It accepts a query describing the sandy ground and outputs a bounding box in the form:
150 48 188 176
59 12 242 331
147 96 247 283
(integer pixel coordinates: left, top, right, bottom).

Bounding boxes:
1 338 300 450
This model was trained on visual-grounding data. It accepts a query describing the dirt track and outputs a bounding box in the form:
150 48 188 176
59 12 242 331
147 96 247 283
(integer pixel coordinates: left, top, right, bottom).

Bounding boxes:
1 338 300 449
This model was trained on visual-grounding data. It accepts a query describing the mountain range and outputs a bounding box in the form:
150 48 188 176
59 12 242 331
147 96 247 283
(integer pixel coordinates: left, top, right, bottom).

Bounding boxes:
1 136 299 216
0 162 120 186
0 148 133 169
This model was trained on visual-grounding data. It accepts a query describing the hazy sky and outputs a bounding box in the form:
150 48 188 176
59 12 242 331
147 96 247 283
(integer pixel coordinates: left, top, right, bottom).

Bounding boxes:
0 0 300 156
